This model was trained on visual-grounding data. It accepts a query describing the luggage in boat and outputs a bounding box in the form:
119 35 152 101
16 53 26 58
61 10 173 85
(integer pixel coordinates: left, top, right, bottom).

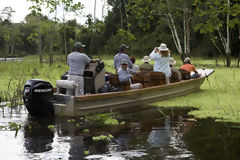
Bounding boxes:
179 69 190 80
170 70 180 83
84 61 105 94
60 72 68 94
108 74 130 90
149 71 166 86
133 72 152 88
23 79 54 116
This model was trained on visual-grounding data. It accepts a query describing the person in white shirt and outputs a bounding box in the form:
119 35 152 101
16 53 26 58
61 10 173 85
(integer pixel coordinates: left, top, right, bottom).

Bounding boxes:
149 43 171 84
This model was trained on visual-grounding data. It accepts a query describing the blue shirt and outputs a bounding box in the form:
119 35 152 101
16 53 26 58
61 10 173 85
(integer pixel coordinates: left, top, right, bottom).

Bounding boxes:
149 50 172 77
114 53 133 70
117 67 136 82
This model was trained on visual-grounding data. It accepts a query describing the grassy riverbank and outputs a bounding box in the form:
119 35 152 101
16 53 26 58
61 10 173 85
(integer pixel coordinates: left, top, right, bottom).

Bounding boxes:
0 55 240 123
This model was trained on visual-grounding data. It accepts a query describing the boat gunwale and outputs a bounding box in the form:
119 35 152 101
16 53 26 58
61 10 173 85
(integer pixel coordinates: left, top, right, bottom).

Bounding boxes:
71 77 205 101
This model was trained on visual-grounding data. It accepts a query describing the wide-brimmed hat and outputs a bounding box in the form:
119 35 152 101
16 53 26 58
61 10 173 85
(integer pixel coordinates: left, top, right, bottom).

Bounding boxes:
184 57 191 63
121 59 128 65
74 42 85 48
169 57 176 65
141 56 151 63
158 43 169 51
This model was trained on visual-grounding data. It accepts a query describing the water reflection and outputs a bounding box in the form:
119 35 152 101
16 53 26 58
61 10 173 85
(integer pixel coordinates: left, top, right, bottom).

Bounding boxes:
1 106 240 160
24 117 54 153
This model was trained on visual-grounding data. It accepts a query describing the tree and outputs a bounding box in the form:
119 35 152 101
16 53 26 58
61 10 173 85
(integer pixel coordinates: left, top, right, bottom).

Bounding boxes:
25 11 48 63
1 7 15 58
194 0 240 67
27 0 83 65
126 0 195 62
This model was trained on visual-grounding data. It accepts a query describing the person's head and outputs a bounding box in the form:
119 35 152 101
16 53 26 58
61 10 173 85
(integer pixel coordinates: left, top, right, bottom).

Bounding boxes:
158 43 170 57
119 44 129 53
141 56 151 63
184 57 191 64
121 59 128 70
74 42 85 53
169 57 176 67
130 56 135 64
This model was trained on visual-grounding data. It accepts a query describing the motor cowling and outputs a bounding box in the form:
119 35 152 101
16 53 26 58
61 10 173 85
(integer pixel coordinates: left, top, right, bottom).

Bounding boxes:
23 79 54 116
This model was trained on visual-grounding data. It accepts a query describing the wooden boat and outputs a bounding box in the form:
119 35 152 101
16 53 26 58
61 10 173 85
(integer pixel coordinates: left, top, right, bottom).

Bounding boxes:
53 69 214 117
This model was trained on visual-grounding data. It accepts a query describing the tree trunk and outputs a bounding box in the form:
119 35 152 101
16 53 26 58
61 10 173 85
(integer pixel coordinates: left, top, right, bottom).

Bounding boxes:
63 9 67 55
224 0 231 67
166 0 184 63
49 39 53 66
226 51 231 67
64 23 67 54
94 0 97 22
10 31 14 55
102 0 106 20
37 32 43 63
5 43 9 61
237 52 240 68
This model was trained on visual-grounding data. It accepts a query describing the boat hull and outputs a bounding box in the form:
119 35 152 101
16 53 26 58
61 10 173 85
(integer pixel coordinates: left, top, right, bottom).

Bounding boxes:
54 77 206 116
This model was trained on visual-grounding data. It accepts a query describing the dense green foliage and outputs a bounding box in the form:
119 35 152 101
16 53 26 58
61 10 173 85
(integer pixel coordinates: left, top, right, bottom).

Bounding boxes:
0 0 240 66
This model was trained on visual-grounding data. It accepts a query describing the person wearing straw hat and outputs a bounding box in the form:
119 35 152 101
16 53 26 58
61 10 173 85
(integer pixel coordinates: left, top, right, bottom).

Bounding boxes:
149 43 171 84
139 56 153 72
180 57 199 78
169 57 182 81
118 59 143 89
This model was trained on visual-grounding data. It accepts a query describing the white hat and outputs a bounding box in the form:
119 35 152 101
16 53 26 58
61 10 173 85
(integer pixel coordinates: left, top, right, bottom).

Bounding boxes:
169 57 176 65
184 57 191 63
158 43 169 51
141 56 151 63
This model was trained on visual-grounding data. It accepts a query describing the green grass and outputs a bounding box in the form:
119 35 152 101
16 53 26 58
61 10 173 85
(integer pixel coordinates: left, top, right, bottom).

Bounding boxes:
151 68 240 123
1 55 240 123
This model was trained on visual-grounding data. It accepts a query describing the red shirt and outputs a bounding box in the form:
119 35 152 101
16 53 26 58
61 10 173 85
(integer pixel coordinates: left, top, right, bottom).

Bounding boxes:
180 64 197 73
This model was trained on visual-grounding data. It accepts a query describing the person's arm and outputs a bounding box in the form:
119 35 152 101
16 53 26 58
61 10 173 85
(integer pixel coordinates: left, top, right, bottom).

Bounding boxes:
113 57 117 70
128 68 136 75
127 57 133 69
149 48 161 60
192 65 198 73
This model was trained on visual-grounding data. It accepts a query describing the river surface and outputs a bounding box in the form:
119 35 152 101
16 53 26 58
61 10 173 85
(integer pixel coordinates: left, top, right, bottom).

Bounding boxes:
0 106 240 160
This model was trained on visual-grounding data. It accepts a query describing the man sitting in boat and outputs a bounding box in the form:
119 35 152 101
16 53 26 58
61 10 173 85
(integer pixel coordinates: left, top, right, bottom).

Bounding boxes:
149 43 171 84
118 59 143 89
114 44 133 71
169 57 182 81
139 56 153 72
180 57 199 78
67 42 98 95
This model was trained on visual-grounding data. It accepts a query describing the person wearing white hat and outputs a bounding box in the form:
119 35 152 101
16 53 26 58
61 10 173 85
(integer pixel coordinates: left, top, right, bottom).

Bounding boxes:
169 57 182 81
149 43 171 84
139 56 153 72
180 57 199 78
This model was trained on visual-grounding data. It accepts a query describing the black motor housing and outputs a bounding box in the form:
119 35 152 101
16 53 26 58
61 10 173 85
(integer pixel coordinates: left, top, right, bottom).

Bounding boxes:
23 79 54 116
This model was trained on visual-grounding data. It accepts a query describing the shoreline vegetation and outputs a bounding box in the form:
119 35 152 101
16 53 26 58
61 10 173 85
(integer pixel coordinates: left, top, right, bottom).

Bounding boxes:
1 55 240 123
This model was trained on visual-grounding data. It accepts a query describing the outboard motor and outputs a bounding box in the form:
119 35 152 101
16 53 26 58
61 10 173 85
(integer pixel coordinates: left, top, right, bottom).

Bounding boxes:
23 79 54 116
